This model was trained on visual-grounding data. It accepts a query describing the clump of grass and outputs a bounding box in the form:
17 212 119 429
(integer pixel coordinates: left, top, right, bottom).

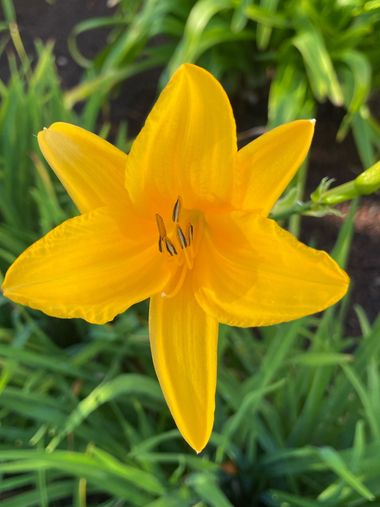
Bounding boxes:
0 7 122 271
1 1 380 505
2 205 380 506
66 0 380 237
0 18 72 272
68 0 380 153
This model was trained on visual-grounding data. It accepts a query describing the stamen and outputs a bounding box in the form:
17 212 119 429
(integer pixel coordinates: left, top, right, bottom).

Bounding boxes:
176 225 188 248
183 246 193 269
172 197 182 223
176 225 192 268
187 223 194 244
186 223 195 263
161 266 187 299
155 201 197 268
155 214 166 238
165 238 177 256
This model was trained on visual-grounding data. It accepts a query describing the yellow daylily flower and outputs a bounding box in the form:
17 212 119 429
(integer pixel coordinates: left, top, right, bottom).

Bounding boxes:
2 64 349 453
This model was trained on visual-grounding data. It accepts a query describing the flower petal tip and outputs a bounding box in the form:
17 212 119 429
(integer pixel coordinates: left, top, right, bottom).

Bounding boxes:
187 433 210 455
37 128 46 141
38 122 66 138
179 62 203 73
37 123 59 145
175 62 216 83
339 269 350 296
324 263 350 309
1 270 12 295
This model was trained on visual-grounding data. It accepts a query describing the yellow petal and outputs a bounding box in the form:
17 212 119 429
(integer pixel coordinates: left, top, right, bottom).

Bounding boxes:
233 120 315 214
126 64 236 217
149 279 218 453
2 208 169 324
38 123 129 213
194 211 349 327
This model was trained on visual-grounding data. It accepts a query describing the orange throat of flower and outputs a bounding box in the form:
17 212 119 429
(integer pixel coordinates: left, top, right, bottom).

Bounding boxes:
155 197 203 299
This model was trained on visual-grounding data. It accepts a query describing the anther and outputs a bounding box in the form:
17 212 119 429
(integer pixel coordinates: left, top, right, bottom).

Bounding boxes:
172 197 182 223
165 238 177 256
158 237 163 253
187 223 194 244
155 214 166 238
176 225 188 249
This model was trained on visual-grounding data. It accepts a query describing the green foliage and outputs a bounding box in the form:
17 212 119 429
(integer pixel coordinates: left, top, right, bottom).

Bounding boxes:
0 0 380 505
68 0 380 149
2 208 380 505
65 0 380 234
0 43 67 251
0 28 124 273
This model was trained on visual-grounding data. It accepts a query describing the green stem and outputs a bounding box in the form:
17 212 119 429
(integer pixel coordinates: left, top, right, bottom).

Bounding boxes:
288 162 308 237
270 200 313 221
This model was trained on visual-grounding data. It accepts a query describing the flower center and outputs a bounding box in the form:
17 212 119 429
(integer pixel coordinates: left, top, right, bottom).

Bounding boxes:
155 197 198 299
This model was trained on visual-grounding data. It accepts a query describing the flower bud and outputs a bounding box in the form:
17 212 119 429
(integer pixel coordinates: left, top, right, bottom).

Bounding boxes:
354 160 380 195
311 160 380 205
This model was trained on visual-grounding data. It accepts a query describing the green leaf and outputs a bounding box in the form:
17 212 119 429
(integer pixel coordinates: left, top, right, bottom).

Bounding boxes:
166 0 233 76
318 447 375 500
339 50 371 114
291 352 353 367
292 21 343 106
256 0 281 50
268 60 315 125
189 474 233 507
47 374 163 451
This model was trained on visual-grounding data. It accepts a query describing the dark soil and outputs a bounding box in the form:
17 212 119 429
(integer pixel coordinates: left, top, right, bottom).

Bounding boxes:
1 0 379 335
3 0 116 86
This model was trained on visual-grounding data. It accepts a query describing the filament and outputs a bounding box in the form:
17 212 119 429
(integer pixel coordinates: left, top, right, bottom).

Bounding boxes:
182 246 193 270
161 266 187 299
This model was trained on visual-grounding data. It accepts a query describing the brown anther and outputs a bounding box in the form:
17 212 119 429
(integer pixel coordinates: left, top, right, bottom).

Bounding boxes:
176 225 188 249
158 237 163 253
187 223 194 244
155 214 166 238
172 197 182 223
165 238 177 256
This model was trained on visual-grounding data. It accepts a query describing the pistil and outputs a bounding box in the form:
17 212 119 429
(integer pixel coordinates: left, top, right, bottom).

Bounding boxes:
161 266 187 299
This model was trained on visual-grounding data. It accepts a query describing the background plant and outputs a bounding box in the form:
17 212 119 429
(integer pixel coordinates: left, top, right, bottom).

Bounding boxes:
0 0 380 505
66 0 380 235
68 0 380 158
